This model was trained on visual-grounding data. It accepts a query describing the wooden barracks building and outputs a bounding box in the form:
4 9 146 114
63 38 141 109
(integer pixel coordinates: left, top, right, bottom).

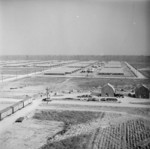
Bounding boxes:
101 83 115 97
135 85 150 99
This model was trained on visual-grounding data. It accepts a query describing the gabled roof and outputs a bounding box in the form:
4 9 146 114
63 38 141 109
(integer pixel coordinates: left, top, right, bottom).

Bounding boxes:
135 84 149 91
103 83 115 92
142 84 150 90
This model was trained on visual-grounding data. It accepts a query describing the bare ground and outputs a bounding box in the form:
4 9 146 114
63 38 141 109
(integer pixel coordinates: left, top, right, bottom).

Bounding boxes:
0 119 63 149
0 75 150 149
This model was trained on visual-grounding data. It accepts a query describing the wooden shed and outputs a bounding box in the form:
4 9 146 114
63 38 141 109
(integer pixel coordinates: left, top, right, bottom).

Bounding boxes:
135 85 149 99
101 83 115 97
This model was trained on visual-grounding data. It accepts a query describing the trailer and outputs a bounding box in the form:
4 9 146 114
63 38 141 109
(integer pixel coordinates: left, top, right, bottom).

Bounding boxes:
22 98 32 107
11 101 24 113
0 106 13 120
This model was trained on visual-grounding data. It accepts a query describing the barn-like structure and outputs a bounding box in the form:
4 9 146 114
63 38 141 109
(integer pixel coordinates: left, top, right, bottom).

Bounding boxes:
101 83 115 97
135 85 150 99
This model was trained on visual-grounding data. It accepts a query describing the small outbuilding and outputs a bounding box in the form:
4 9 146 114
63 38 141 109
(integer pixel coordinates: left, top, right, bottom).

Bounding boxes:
135 85 150 99
101 83 115 97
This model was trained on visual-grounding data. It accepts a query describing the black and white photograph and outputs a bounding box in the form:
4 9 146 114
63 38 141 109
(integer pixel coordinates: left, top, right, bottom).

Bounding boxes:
0 0 150 149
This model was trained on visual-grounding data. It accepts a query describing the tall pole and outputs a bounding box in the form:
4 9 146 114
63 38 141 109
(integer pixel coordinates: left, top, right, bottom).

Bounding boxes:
46 87 50 99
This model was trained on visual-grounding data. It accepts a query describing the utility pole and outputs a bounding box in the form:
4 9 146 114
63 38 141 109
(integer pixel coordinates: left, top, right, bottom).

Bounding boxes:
45 87 51 104
46 87 50 99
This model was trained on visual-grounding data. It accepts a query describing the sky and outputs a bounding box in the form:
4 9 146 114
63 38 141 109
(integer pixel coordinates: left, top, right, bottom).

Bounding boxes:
0 0 150 55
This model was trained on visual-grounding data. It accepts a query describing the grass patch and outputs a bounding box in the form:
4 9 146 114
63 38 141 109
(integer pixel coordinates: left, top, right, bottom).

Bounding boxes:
40 134 92 149
34 110 104 149
129 62 150 78
140 70 150 78
33 110 104 125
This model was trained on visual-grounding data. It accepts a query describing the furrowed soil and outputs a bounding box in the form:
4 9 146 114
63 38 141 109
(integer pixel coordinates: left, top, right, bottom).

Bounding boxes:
32 109 150 149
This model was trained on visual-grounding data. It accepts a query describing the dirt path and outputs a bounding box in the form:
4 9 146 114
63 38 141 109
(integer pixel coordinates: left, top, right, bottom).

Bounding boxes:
0 96 42 134
0 69 48 83
41 100 150 108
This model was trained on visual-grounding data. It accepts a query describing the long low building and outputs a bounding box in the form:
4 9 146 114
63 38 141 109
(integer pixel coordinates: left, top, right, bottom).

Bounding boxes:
66 63 90 68
104 64 122 68
44 67 81 75
66 61 96 68
104 61 122 68
98 67 124 75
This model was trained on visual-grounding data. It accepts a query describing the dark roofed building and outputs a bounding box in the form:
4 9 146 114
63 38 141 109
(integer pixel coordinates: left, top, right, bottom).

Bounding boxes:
135 85 150 99
101 83 115 97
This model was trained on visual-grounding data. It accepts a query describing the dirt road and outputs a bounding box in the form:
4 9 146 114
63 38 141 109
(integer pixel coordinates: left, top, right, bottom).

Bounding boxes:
0 69 48 83
40 100 150 108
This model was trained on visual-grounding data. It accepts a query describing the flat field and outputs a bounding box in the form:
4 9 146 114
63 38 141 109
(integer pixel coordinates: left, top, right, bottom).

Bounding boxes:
129 62 150 69
0 76 150 99
0 67 45 75
139 70 150 78
0 59 150 149
130 62 150 78
0 60 145 80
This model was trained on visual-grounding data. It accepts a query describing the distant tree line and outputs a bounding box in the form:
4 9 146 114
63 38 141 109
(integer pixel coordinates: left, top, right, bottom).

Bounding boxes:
0 55 150 62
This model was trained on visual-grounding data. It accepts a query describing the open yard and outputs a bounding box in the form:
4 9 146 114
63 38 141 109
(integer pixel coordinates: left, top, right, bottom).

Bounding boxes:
139 70 150 79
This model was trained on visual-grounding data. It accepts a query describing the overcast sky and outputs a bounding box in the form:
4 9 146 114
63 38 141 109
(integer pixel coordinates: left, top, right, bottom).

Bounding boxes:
0 0 150 55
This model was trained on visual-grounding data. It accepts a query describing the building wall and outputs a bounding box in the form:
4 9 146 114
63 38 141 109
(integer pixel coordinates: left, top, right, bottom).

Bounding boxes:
101 85 115 97
135 86 149 99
